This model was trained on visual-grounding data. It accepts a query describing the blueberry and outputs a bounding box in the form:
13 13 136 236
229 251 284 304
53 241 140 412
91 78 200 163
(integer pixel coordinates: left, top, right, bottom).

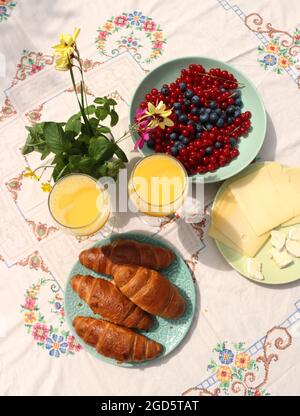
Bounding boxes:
206 123 213 131
205 107 212 114
179 135 186 142
178 143 185 150
220 111 226 119
216 118 225 128
200 108 206 115
234 108 241 117
183 99 191 107
175 110 182 117
205 146 213 155
200 113 209 123
220 87 226 93
196 123 204 132
179 114 188 124
209 101 217 109
147 139 155 148
161 85 169 95
235 98 242 107
187 120 195 126
191 107 199 115
169 132 178 141
195 132 202 139
182 137 189 145
209 112 219 124
179 82 187 91
191 95 200 105
226 105 235 115
171 146 178 156
227 117 233 124
185 89 194 99
216 108 222 115
230 138 237 147
214 141 222 149
173 102 182 110
232 90 241 99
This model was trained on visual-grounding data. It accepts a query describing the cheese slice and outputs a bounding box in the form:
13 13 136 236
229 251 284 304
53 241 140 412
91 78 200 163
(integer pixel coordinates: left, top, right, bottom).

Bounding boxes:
282 215 300 227
269 248 293 268
270 230 286 251
288 227 300 241
286 239 300 257
210 189 269 257
247 258 264 281
209 223 244 254
229 163 295 235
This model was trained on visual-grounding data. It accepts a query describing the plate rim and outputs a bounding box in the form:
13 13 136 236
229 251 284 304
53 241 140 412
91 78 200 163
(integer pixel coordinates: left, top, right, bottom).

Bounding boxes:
212 161 300 285
129 55 267 184
64 231 197 367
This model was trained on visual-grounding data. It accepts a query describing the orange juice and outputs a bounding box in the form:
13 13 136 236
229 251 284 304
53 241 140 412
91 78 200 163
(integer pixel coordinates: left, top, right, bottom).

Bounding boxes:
48 174 110 236
129 154 187 217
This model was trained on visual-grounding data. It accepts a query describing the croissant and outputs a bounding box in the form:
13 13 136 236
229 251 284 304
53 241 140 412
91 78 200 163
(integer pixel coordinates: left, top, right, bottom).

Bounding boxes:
73 316 163 363
113 265 186 319
79 247 114 276
79 239 174 273
71 274 153 330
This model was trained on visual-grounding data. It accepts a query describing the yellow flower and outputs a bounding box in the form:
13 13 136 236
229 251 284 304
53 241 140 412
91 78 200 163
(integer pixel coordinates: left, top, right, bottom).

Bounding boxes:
235 352 250 369
266 43 279 54
52 28 80 70
23 167 38 181
103 22 114 32
145 101 174 129
23 311 37 324
153 31 163 41
278 56 291 68
216 366 232 382
41 182 52 193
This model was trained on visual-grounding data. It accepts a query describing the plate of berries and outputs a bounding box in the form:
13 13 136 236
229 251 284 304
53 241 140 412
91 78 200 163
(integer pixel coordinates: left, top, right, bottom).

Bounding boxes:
129 57 266 183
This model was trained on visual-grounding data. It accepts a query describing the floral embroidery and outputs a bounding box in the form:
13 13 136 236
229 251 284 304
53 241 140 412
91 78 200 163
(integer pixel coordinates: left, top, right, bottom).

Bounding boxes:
17 250 49 272
12 50 54 86
95 11 166 64
5 172 23 202
65 82 94 96
257 37 297 74
80 58 101 72
0 0 16 22
26 220 58 241
182 327 292 396
25 104 44 125
20 278 82 357
0 97 17 122
245 14 300 85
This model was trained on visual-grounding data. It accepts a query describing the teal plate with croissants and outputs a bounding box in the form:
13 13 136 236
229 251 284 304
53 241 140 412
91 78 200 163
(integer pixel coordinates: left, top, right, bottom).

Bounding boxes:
64 231 196 367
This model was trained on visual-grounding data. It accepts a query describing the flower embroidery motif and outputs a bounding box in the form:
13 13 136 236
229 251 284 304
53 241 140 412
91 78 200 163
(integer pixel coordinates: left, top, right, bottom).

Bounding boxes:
257 37 296 74
95 11 166 64
20 278 82 357
217 366 232 382
219 348 234 365
235 352 250 369
12 50 54 86
45 334 68 357
0 1 16 22
263 54 277 66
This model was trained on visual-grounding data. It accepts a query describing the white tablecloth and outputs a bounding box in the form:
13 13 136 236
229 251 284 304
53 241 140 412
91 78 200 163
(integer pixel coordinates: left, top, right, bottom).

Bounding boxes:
1 0 300 396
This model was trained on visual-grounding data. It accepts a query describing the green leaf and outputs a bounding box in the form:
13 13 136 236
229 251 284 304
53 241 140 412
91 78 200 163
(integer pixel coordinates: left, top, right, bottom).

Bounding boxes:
68 155 82 170
52 154 67 181
114 145 128 162
78 156 96 174
84 105 96 115
89 117 100 130
95 107 109 121
97 125 111 134
41 146 51 160
44 122 70 154
104 159 125 179
65 114 81 134
106 98 117 106
110 109 119 127
78 134 91 145
89 137 116 163
94 97 106 105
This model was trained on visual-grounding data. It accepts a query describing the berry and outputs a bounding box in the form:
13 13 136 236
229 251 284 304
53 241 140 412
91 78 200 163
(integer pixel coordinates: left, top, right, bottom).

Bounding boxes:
179 114 188 124
200 113 209 123
229 138 237 147
169 132 178 141
171 146 178 156
191 95 201 105
214 141 222 149
216 118 225 128
179 82 187 91
209 101 217 109
185 90 194 99
234 108 241 117
161 85 169 95
205 146 213 155
226 105 235 115
147 139 155 148
209 112 219 124
235 98 242 107
206 123 213 131
173 102 182 110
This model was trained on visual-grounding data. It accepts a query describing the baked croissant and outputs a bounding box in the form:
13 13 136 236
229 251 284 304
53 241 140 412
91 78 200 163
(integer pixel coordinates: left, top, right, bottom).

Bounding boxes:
71 274 153 330
73 316 163 363
102 239 175 270
79 239 174 273
113 265 186 319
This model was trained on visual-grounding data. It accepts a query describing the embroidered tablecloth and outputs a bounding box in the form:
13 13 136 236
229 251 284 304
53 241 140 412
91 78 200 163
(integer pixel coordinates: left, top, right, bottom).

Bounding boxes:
1 0 300 396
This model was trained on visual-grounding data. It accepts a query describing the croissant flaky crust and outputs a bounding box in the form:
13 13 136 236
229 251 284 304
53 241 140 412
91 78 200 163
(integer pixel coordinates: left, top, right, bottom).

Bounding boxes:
71 274 152 330
79 239 175 273
73 316 163 363
113 265 186 319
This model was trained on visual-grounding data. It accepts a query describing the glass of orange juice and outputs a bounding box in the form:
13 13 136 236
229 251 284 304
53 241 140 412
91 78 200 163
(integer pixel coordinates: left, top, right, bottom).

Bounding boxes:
128 154 188 226
48 173 112 237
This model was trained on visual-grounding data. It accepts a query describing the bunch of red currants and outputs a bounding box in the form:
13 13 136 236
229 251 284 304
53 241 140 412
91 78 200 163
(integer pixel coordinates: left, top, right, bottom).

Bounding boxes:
138 64 252 175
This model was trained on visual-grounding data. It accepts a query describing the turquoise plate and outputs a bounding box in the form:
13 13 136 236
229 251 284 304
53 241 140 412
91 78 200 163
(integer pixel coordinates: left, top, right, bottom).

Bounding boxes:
129 56 266 183
64 232 196 367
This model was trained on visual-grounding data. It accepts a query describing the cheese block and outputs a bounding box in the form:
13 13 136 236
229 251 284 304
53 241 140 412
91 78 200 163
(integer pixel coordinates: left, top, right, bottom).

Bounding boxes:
209 223 244 254
288 227 300 241
229 163 295 235
247 258 264 281
282 215 300 227
286 239 300 257
210 189 269 257
269 248 293 268
270 230 286 251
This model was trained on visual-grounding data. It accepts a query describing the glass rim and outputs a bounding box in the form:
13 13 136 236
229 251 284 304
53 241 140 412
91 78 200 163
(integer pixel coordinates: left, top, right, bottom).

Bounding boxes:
130 153 188 208
48 173 110 230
